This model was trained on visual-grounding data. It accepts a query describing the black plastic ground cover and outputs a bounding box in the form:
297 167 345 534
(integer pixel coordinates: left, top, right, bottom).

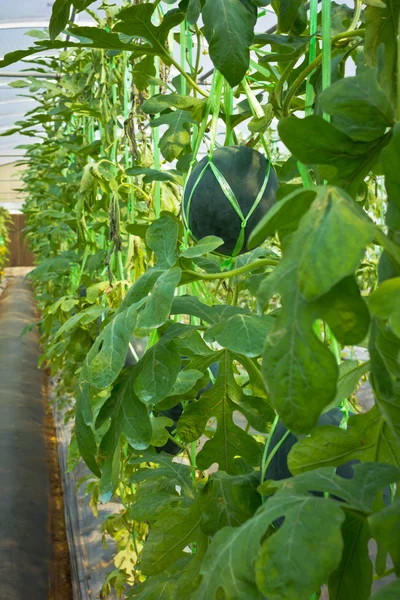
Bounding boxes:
0 275 51 599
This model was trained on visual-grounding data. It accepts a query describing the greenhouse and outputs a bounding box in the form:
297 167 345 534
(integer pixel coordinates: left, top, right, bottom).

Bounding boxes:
0 0 399 598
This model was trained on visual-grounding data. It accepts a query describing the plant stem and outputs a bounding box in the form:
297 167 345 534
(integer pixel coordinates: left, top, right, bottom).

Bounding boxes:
274 59 298 108
373 567 395 581
169 55 208 98
261 429 292 485
190 441 197 483
375 229 400 265
297 161 314 187
348 0 362 33
180 20 187 96
322 0 332 121
166 431 186 449
305 0 318 116
282 30 365 116
194 26 202 84
260 414 280 495
398 15 400 121
183 258 278 281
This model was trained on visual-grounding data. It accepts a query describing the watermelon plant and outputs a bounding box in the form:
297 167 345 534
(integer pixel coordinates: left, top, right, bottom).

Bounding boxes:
0 207 11 281
2 0 400 598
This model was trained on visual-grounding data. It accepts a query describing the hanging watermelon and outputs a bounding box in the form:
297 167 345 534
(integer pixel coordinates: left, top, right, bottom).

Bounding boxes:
183 145 278 256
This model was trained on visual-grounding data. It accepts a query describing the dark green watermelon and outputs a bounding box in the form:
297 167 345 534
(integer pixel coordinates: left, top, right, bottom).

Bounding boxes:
183 145 278 256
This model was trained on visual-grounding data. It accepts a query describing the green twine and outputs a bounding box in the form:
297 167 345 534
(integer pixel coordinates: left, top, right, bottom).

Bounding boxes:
183 156 271 258
182 71 273 260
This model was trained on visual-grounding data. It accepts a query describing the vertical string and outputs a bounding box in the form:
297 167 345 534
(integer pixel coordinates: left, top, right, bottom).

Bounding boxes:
180 21 187 96
305 0 318 116
296 0 319 187
322 0 341 364
124 53 135 277
224 81 234 146
322 0 332 122
208 72 224 158
153 57 161 219
397 16 400 121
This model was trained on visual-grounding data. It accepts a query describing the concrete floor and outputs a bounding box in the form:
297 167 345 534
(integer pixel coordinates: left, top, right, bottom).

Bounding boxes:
0 274 51 600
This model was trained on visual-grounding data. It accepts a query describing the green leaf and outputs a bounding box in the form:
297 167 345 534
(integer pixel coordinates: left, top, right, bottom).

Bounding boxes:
365 0 400 107
146 215 179 268
86 281 109 303
294 187 376 301
128 489 180 523
0 127 21 136
315 276 371 345
132 55 156 92
72 0 97 9
332 359 371 407
168 369 203 396
114 4 185 62
369 277 400 336
261 463 400 513
272 0 304 33
236 395 275 432
97 371 152 461
194 491 344 600
278 116 390 196
171 296 251 325
248 188 317 248
119 268 164 312
248 104 274 133
150 110 194 161
89 305 137 389
69 26 147 50
368 580 400 599
202 0 255 87
53 306 106 340
369 319 400 442
328 513 373 600
382 124 400 210
200 471 262 536
49 0 71 40
141 497 207 576
288 406 400 474
255 494 344 600
127 558 191 599
142 93 204 116
133 341 181 404
99 447 120 504
125 222 149 239
137 267 182 330
178 351 262 473
125 166 178 183
319 68 394 142
130 450 193 497
369 496 400 576
187 0 202 24
262 286 338 433
75 399 101 478
150 415 174 446
204 314 274 357
180 236 224 258
255 32 311 60
171 295 218 324
258 228 339 433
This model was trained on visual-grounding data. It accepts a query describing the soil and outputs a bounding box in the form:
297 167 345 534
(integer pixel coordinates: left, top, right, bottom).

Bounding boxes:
0 272 73 600
44 380 73 600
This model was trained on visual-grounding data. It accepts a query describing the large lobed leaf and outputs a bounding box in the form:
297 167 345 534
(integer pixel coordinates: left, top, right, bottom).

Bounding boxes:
202 0 256 87
258 187 372 433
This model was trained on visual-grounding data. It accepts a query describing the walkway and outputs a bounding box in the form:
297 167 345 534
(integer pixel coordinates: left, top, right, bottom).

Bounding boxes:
0 273 50 600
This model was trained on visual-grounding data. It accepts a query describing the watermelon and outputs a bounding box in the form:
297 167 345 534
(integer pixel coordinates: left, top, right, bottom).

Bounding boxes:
183 145 278 256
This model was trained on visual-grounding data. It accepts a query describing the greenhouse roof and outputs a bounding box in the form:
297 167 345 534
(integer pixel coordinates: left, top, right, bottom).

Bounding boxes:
0 0 101 166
